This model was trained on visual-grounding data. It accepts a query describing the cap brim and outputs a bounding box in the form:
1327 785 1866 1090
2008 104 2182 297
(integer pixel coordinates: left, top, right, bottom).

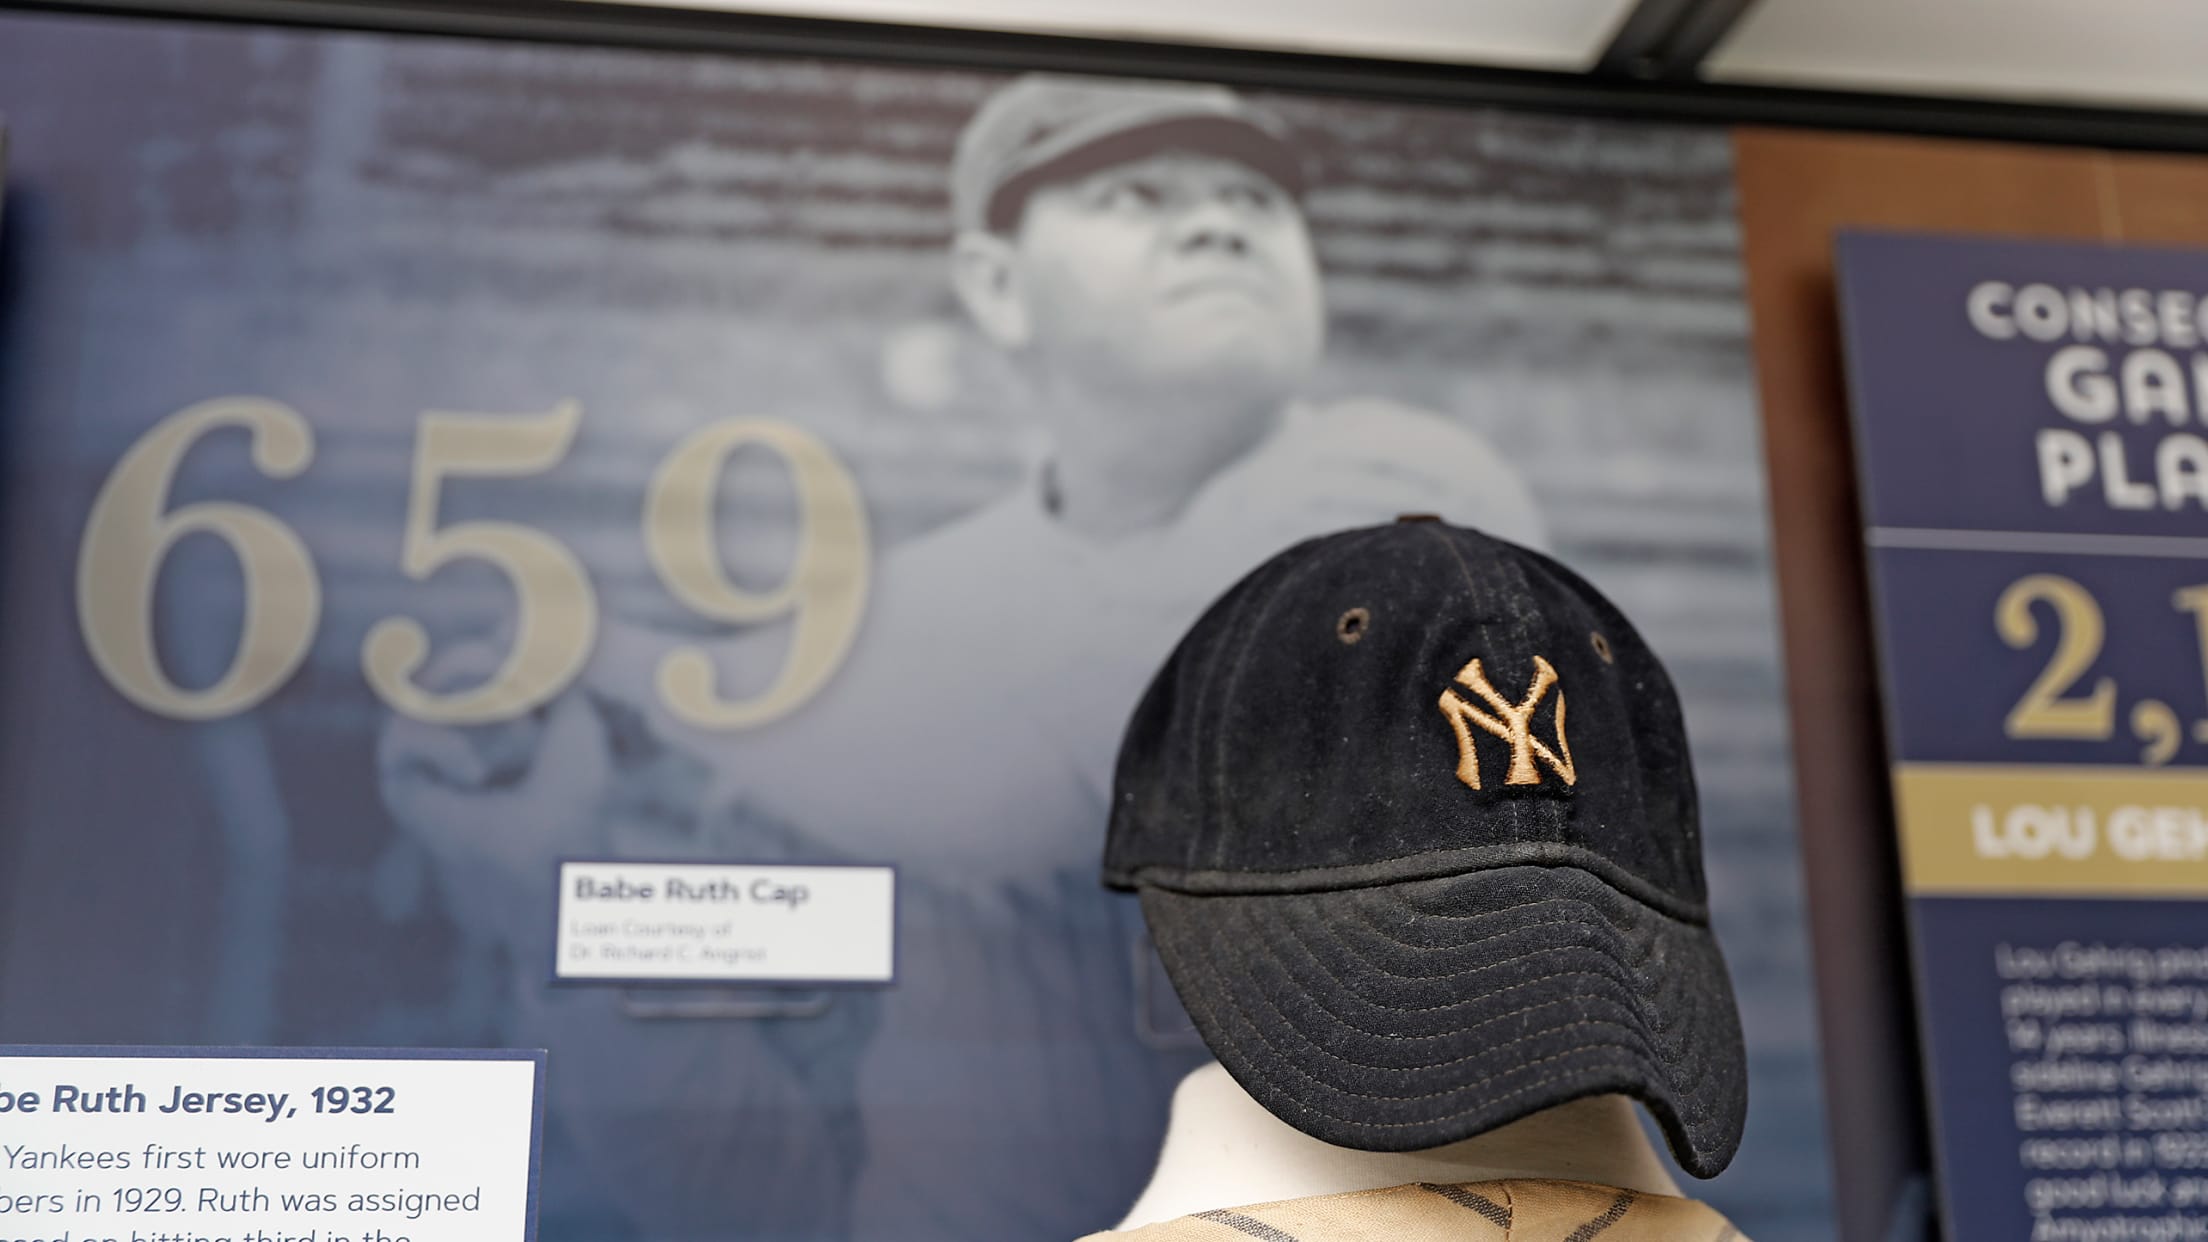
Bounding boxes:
984 113 1306 234
1138 864 1747 1177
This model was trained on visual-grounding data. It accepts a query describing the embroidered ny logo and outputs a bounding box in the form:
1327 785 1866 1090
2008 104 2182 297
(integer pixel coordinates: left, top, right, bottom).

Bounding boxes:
1437 656 1578 790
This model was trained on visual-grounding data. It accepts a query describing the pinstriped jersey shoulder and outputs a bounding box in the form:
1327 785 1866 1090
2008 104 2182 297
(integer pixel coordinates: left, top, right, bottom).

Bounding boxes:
1078 1179 1747 1242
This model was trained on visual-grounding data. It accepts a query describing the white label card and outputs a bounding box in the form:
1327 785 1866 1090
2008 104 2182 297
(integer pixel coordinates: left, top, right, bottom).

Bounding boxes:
0 1047 543 1242
553 861 896 985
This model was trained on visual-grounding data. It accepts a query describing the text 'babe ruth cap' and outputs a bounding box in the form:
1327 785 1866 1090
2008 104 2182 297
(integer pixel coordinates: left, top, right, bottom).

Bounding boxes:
1104 517 1748 1177
951 74 1305 235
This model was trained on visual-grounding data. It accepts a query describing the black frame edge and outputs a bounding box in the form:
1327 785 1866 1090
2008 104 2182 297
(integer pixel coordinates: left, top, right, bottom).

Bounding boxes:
5 0 2208 154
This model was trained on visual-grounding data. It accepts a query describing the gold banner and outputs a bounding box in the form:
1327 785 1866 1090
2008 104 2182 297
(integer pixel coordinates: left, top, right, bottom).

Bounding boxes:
1896 763 2208 897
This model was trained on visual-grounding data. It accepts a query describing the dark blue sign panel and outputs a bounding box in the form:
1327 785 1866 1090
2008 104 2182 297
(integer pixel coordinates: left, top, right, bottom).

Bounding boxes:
1840 231 2208 1242
1845 232 2208 540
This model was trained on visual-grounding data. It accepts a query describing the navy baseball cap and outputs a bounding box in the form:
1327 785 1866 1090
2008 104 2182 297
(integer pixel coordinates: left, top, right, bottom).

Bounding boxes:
951 74 1305 235
1105 517 1747 1177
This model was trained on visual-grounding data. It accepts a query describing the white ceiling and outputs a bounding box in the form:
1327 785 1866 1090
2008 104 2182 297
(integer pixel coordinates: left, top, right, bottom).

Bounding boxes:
1707 0 2208 112
602 0 1638 69
569 0 2208 113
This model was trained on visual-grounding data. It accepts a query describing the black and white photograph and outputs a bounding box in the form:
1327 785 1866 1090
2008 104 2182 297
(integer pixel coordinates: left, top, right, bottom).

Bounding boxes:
0 14 1830 1240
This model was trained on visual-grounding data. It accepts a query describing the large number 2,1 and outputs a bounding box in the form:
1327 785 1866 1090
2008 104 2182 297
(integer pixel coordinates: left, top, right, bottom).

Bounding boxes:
76 397 871 726
1996 573 2116 741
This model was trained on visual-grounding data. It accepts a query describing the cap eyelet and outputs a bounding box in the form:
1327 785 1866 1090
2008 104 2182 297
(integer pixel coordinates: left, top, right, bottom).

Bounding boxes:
1336 607 1371 645
1590 631 1614 664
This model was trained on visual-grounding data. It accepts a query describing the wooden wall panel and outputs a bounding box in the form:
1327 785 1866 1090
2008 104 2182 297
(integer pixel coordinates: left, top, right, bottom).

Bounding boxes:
1733 129 2208 1242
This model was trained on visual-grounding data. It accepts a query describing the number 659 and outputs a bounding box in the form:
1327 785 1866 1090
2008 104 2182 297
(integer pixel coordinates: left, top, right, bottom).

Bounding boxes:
74 398 871 727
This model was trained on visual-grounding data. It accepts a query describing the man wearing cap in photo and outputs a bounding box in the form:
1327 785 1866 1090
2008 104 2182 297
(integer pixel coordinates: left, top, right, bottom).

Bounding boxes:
1088 517 1749 1239
377 74 1545 1241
